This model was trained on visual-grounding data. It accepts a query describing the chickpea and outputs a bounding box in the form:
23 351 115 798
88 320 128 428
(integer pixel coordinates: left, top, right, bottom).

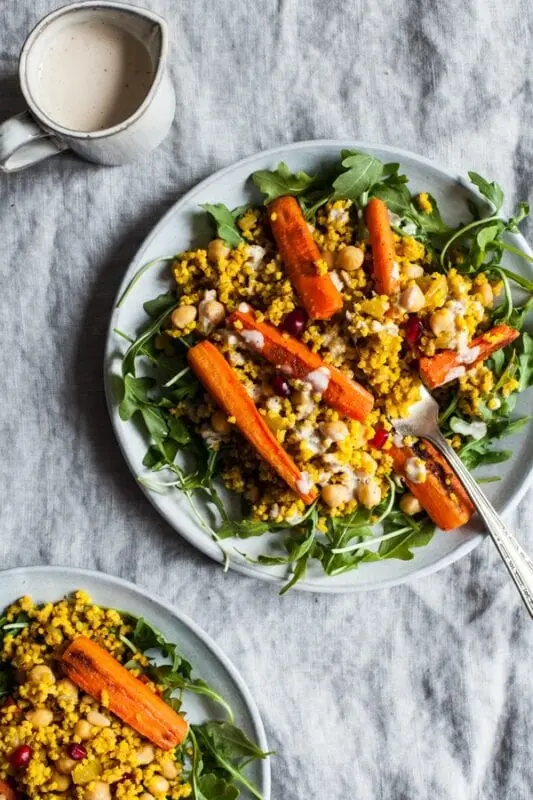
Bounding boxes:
26 708 54 728
202 300 226 326
357 479 381 509
56 678 78 701
335 246 364 272
170 305 197 329
430 307 455 337
404 263 424 279
135 744 155 766
51 773 71 792
140 795 156 800
478 282 494 308
320 249 336 269
319 421 349 442
160 760 179 780
400 492 423 516
86 710 111 728
56 756 77 774
148 776 170 795
321 484 350 508
211 410 231 435
29 664 56 685
399 284 425 313
207 238 230 263
84 781 111 800
74 719 93 740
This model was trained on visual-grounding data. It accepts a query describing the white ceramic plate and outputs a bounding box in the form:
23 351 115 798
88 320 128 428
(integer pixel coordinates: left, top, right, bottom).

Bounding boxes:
0 566 271 799
104 140 533 592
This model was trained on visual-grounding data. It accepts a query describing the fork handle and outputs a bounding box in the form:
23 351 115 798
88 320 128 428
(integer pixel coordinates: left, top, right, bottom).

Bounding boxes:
427 433 533 619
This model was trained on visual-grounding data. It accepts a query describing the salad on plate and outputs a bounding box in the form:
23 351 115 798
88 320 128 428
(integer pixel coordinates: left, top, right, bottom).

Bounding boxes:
114 150 533 591
0 591 269 799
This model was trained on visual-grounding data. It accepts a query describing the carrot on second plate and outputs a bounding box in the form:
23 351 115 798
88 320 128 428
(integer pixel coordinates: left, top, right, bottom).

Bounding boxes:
389 440 474 531
365 197 400 296
267 195 343 320
188 340 317 503
228 307 374 422
419 323 520 390
61 636 189 751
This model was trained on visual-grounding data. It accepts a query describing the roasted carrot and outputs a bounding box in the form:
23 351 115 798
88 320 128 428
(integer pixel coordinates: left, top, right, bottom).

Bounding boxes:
188 340 317 502
419 324 519 390
268 195 343 320
61 637 188 751
365 197 399 296
389 440 474 530
228 307 374 422
0 780 17 800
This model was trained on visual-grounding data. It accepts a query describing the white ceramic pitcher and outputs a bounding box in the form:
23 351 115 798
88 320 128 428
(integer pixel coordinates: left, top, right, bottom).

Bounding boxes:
0 1 176 172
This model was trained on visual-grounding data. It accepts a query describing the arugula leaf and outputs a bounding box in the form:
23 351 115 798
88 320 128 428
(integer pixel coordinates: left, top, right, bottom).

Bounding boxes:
469 171 504 212
371 181 412 217
379 512 435 559
143 290 177 319
251 162 315 204
217 519 272 540
192 722 271 800
149 665 234 722
517 332 533 391
121 302 178 377
198 774 239 800
407 195 452 237
332 152 384 203
201 204 244 248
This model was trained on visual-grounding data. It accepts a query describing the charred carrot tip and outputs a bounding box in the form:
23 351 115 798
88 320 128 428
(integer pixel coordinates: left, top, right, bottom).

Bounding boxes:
188 340 317 503
61 637 188 751
268 195 343 320
389 441 474 530
419 324 520 389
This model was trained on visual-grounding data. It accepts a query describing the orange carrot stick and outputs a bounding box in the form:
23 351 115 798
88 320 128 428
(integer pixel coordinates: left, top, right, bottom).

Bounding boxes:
188 340 317 503
268 195 343 320
419 324 519 390
365 197 399 296
228 307 374 422
62 637 188 751
0 780 17 800
389 441 474 530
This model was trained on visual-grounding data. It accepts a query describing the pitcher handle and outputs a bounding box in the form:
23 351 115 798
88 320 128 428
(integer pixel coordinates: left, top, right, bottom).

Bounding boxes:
0 111 67 173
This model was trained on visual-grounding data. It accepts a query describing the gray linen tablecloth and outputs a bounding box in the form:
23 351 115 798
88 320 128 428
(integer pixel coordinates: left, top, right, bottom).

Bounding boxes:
1 1 533 798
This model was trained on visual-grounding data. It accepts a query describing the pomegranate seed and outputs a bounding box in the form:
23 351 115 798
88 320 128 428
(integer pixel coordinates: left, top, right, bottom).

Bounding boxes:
282 307 308 338
405 316 423 345
10 744 32 769
67 743 87 761
272 374 291 397
369 427 389 449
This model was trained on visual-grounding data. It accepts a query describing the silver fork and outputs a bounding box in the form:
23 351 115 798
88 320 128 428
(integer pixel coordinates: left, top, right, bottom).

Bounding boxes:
393 385 533 618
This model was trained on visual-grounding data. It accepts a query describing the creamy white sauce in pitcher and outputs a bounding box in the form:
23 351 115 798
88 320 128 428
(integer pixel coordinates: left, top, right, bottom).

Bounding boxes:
34 20 155 132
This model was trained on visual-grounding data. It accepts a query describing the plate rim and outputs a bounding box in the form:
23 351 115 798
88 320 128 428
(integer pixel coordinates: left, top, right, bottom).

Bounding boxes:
103 138 533 593
0 564 271 800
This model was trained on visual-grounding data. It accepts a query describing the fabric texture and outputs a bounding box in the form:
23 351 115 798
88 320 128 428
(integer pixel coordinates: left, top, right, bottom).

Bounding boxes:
1 1 533 798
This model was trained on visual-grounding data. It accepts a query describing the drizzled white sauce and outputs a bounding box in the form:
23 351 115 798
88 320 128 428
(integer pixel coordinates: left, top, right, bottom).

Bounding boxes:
241 330 264 351
238 302 252 313
461 346 480 365
304 367 330 394
296 472 314 496
246 245 266 269
450 418 487 440
440 365 466 385
405 457 427 483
